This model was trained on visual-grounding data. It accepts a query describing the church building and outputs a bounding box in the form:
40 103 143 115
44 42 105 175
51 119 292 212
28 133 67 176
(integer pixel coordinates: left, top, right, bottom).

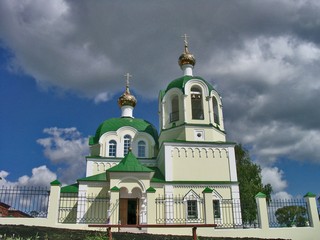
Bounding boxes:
59 38 241 227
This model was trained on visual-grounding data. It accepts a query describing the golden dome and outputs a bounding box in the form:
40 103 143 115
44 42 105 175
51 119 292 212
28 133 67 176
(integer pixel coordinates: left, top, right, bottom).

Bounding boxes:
118 73 137 108
178 35 196 68
118 86 137 108
178 46 196 68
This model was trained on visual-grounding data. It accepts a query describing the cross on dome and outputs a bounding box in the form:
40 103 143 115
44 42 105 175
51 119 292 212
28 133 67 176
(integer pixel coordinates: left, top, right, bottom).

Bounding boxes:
178 34 196 70
181 33 189 48
124 73 132 89
118 73 137 114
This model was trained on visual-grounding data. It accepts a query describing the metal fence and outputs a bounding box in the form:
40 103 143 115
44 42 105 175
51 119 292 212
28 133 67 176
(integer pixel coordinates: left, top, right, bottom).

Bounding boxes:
267 198 310 228
0 186 49 218
215 199 251 229
155 195 205 224
58 193 110 224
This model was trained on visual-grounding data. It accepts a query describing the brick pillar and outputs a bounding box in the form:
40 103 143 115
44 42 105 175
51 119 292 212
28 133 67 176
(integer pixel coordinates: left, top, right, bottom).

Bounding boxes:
202 187 214 224
109 186 120 225
146 187 156 224
47 180 61 225
304 192 320 229
255 192 269 230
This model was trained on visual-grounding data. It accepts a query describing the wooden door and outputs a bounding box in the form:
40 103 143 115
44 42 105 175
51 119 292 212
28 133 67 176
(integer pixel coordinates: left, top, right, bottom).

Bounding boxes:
119 198 128 225
119 198 139 225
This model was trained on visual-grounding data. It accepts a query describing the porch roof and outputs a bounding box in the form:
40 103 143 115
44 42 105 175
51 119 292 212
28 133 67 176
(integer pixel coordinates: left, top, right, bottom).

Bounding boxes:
107 151 154 173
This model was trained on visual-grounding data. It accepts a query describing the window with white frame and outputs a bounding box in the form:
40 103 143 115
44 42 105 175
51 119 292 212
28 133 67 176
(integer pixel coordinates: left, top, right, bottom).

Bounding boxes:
138 140 146 157
123 134 131 155
108 140 117 157
187 200 198 219
184 190 201 222
191 86 204 120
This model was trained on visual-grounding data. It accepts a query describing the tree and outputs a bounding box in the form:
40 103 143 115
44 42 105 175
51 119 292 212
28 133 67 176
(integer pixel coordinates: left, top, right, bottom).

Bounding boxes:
275 205 307 227
235 144 273 224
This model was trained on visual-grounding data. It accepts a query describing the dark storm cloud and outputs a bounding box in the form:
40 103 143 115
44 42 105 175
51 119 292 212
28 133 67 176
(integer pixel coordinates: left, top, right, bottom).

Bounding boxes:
1 0 320 192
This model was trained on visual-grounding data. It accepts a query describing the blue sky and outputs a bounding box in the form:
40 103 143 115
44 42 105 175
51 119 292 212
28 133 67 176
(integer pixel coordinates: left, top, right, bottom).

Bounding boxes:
0 0 320 199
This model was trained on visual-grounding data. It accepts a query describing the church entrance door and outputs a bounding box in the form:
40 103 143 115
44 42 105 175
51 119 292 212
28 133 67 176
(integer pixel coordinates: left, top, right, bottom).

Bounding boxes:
119 198 139 225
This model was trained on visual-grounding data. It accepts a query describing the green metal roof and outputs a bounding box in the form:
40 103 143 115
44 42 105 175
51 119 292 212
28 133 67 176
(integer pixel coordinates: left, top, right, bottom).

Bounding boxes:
108 151 154 173
149 167 165 182
77 172 107 182
61 183 79 193
163 75 214 99
90 117 158 145
50 180 61 186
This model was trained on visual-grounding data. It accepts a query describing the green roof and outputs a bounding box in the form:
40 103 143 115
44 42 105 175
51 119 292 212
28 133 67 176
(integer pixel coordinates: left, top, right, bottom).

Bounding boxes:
149 167 165 182
163 76 214 98
61 183 79 193
146 187 156 193
50 180 61 186
110 186 120 192
108 151 154 173
202 187 213 193
77 172 107 182
90 117 158 145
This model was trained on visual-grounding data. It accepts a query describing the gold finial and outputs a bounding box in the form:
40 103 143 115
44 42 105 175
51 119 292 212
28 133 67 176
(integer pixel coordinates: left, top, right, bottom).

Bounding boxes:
124 73 132 93
181 34 189 53
178 34 196 68
118 73 137 108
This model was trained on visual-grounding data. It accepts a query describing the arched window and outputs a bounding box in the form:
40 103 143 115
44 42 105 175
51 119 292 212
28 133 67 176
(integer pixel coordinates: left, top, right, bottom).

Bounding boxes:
138 140 146 157
123 135 131 155
191 86 204 120
212 97 220 125
170 95 179 122
108 140 117 157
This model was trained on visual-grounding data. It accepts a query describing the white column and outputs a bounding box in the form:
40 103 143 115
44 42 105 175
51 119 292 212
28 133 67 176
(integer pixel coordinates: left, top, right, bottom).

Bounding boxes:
121 106 134 118
164 185 174 223
164 145 173 181
182 64 193 76
140 195 147 224
255 192 269 230
47 181 61 225
76 185 87 223
304 193 320 229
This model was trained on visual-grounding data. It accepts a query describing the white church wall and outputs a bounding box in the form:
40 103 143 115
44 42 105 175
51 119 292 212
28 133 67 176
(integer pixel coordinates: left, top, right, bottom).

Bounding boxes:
170 146 231 181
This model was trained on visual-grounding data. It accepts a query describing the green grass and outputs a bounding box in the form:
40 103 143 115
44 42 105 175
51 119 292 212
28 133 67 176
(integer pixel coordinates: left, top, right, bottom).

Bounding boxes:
0 225 287 240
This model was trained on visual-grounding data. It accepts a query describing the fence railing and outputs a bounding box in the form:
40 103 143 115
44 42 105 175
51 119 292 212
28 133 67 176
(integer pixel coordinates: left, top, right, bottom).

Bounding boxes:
155 195 205 224
215 198 252 229
58 193 110 224
267 198 310 228
0 186 49 218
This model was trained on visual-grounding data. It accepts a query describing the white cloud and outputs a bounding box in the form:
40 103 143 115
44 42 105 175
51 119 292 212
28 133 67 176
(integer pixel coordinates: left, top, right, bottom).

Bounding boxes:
94 91 113 104
0 166 56 187
272 191 293 199
0 0 122 100
261 167 288 193
37 127 89 184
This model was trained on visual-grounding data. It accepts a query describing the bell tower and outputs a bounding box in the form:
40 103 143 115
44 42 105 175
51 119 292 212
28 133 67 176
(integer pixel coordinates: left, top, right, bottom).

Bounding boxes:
158 36 226 145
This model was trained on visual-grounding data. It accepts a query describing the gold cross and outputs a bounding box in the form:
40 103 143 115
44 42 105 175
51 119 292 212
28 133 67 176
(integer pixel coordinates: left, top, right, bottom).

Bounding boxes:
124 73 132 88
181 34 189 47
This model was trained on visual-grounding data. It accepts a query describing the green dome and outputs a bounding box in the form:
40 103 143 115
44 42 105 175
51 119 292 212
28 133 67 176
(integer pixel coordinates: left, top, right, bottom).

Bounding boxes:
89 117 158 145
163 76 214 99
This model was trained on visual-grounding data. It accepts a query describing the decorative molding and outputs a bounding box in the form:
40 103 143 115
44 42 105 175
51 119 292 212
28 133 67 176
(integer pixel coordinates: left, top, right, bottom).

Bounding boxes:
171 146 229 159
